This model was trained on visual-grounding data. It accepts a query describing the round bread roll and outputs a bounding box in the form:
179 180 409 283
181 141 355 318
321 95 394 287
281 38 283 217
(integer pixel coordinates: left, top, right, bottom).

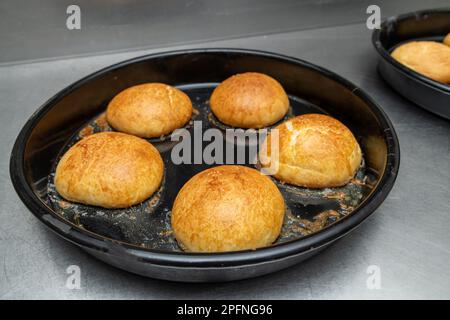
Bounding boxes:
260 114 362 188
55 132 164 208
210 72 289 128
391 41 450 83
444 33 450 47
106 83 193 138
171 165 285 252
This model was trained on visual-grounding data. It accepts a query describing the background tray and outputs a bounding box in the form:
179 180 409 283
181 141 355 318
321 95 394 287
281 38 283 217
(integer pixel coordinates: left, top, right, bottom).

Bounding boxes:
372 8 450 119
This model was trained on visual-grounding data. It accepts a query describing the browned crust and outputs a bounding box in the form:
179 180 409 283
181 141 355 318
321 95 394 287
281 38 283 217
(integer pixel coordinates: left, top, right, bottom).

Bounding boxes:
260 114 362 188
55 132 164 208
171 165 285 252
106 83 193 138
444 33 450 47
210 72 289 128
391 41 450 84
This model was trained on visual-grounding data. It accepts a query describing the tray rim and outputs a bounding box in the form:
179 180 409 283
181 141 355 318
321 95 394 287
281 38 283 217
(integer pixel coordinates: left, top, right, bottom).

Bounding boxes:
371 8 450 94
9 48 400 268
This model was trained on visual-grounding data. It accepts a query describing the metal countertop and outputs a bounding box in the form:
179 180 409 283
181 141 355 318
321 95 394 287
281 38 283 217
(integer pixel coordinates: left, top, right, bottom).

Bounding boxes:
1 21 449 299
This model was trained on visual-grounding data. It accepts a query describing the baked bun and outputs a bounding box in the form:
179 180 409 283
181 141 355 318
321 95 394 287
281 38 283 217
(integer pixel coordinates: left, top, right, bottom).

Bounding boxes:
260 114 362 188
210 72 289 128
106 83 193 138
391 41 450 83
171 165 285 252
55 132 164 208
444 33 450 47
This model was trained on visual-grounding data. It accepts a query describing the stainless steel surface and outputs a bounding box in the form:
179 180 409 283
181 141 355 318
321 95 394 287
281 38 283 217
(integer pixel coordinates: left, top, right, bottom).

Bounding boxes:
1 0 449 64
1 11 450 298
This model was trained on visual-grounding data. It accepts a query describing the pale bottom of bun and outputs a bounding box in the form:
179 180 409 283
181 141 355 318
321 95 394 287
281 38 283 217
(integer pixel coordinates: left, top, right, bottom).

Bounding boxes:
56 181 161 209
215 111 287 129
268 147 362 189
271 163 354 188
177 230 281 253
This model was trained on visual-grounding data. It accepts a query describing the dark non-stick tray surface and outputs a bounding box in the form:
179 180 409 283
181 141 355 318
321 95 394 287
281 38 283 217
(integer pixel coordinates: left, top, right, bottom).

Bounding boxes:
10 49 399 282
47 85 374 251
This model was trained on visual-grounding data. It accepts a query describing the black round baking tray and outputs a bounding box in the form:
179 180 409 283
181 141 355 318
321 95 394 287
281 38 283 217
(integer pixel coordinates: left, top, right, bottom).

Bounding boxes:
372 8 450 119
10 48 399 282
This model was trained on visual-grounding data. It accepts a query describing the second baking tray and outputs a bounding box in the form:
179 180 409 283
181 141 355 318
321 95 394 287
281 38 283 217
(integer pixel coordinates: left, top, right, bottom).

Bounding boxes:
372 8 450 119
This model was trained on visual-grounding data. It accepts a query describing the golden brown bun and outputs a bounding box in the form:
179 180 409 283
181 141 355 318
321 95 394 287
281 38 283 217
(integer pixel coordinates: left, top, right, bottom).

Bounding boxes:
210 72 289 128
444 33 450 47
55 132 164 208
171 165 285 252
260 114 362 188
106 83 193 138
391 41 450 83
